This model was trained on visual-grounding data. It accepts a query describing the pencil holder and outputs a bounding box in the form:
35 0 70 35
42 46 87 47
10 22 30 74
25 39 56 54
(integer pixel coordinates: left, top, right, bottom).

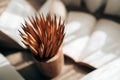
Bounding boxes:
19 14 65 78
35 47 64 78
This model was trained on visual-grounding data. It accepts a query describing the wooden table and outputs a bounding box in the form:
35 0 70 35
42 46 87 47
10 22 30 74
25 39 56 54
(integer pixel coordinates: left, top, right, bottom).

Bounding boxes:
2 50 92 80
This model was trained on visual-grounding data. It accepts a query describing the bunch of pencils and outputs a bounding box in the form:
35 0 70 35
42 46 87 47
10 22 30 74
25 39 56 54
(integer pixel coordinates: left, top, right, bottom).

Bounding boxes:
19 14 65 60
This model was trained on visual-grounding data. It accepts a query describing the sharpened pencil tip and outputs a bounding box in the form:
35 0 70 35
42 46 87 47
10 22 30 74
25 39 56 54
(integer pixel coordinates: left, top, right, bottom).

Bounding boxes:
19 14 65 60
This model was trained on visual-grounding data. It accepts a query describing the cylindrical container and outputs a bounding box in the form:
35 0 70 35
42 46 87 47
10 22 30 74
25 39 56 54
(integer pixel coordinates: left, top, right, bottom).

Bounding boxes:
35 48 64 78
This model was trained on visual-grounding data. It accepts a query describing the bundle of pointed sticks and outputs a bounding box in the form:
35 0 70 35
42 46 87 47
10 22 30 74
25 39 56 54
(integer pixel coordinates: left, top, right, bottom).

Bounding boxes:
19 14 65 60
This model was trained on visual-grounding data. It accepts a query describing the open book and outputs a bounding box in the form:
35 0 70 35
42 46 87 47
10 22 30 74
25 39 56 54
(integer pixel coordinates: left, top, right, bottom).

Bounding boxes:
63 11 120 69
0 0 120 69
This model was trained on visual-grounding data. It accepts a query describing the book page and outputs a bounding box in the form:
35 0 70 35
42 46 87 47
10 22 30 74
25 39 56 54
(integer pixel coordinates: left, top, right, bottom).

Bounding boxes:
39 0 67 21
0 0 35 49
80 19 120 68
63 11 96 62
0 0 9 15
81 58 120 80
0 12 26 48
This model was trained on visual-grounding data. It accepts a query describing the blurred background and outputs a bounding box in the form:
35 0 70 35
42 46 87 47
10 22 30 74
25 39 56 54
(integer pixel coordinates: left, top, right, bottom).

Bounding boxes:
0 0 120 80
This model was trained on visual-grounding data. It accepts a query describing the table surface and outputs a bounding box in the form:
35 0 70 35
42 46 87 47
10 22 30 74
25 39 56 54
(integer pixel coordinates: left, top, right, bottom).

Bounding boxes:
4 51 92 80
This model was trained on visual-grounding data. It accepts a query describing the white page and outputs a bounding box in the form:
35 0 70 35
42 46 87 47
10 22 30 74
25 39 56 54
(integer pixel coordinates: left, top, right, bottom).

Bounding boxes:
0 0 35 48
80 19 120 68
4 0 35 17
39 0 67 21
0 12 25 48
63 11 96 61
80 58 120 80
